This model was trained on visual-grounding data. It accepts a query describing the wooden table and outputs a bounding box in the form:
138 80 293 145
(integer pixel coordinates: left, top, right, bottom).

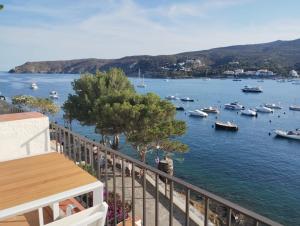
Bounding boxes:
0 152 103 225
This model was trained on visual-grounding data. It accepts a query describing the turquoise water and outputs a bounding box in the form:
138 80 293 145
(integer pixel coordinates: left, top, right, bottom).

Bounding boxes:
1 72 299 225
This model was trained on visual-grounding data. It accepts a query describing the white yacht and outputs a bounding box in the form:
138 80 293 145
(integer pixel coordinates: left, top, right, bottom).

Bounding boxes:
49 91 59 99
181 97 194 102
241 86 263 93
264 103 282 109
165 95 179 100
255 106 273 113
137 69 146 88
31 82 38 90
289 105 300 111
189 110 208 117
275 130 300 140
201 107 219 114
224 102 245 110
241 109 257 117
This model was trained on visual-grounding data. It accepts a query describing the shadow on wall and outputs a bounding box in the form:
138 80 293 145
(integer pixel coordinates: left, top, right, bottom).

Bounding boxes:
21 127 50 156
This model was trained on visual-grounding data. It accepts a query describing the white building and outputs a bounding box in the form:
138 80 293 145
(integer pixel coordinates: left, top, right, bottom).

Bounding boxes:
256 69 274 76
234 69 244 75
223 70 235 75
289 70 299 77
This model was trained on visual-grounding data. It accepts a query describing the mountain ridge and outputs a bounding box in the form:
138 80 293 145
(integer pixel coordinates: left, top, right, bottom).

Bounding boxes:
9 39 300 77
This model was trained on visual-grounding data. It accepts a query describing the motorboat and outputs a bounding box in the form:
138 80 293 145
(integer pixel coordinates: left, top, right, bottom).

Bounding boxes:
224 102 245 110
31 82 38 89
232 79 242 81
215 121 238 131
201 107 219 114
189 110 208 117
165 95 179 100
264 103 282 109
241 86 263 93
241 109 257 117
275 129 300 140
49 91 59 99
289 105 300 111
255 106 273 113
176 106 185 111
181 97 194 102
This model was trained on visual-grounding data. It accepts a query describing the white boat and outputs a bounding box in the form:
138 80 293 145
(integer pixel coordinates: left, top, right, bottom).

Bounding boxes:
189 110 208 117
275 130 300 140
241 109 257 117
241 86 263 93
201 107 219 114
224 102 245 110
181 97 194 102
215 121 238 131
137 69 146 88
31 82 38 89
264 103 282 109
255 106 273 113
49 91 59 99
165 95 179 100
289 105 300 111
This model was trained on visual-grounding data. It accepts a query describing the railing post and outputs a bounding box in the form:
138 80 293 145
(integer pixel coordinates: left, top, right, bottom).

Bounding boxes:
185 188 190 226
169 181 173 226
113 154 117 226
131 163 135 226
122 158 126 226
143 169 147 226
204 197 209 226
155 174 159 226
227 207 232 226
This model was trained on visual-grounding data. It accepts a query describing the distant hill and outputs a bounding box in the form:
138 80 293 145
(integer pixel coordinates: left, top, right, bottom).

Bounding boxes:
9 39 300 77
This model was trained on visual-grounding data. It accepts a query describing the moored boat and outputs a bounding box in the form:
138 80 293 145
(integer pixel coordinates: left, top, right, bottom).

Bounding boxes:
275 129 300 140
49 91 59 99
30 82 38 90
264 103 282 109
224 102 245 110
289 105 300 111
165 95 179 100
181 97 194 102
189 110 208 117
241 109 257 117
215 121 238 131
201 106 219 114
242 86 263 93
176 106 185 111
255 106 273 113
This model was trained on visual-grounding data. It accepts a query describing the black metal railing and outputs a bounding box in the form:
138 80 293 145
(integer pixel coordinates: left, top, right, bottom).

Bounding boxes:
50 122 282 226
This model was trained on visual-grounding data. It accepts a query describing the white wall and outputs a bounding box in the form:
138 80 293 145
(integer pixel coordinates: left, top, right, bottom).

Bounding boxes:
0 116 50 161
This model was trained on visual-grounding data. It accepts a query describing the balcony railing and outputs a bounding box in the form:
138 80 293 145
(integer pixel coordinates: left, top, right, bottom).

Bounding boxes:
50 122 281 226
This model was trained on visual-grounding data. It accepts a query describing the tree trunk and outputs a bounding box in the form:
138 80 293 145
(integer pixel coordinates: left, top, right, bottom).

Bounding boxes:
111 134 120 150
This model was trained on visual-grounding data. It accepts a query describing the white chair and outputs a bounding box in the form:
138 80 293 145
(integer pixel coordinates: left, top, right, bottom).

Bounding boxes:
45 203 108 226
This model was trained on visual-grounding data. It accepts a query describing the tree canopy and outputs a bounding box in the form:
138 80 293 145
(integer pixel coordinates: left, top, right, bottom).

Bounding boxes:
0 5 3 10
12 95 59 115
63 68 188 161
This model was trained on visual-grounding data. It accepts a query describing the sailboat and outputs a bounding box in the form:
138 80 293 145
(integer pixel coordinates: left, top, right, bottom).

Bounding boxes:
137 69 146 88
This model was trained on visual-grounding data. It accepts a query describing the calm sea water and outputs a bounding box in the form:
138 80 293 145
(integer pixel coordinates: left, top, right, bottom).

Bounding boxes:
1 72 299 225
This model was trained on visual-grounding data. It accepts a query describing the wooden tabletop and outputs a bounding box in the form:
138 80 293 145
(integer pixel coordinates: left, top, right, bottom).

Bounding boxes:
0 152 98 211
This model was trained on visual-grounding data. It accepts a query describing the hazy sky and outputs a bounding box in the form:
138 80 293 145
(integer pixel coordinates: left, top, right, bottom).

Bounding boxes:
1 0 300 70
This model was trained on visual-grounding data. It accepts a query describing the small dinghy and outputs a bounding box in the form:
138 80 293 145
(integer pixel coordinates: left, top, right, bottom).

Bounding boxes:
255 106 273 113
215 121 238 131
201 107 219 114
264 103 282 109
289 105 300 111
181 97 194 102
275 130 300 140
189 110 208 117
31 82 38 90
241 109 257 117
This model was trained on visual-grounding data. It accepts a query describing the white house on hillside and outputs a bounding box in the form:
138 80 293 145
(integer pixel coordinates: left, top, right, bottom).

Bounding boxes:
289 70 299 77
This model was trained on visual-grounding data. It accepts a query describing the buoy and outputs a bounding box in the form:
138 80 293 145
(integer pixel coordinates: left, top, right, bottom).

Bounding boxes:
269 120 272 123
283 112 286 114
212 125 214 128
278 115 280 118
268 132 271 136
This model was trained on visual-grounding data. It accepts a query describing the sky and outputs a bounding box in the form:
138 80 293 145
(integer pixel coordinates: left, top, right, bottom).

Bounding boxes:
1 0 300 70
